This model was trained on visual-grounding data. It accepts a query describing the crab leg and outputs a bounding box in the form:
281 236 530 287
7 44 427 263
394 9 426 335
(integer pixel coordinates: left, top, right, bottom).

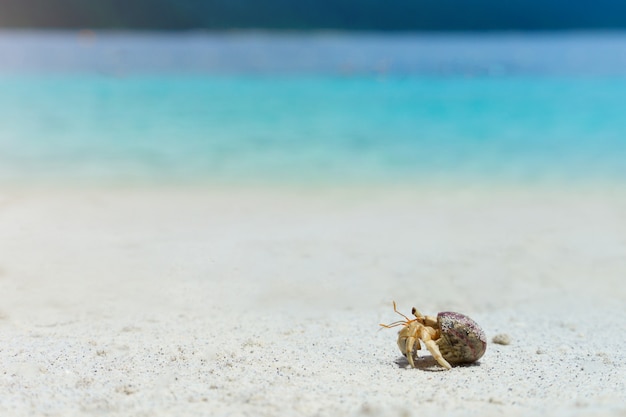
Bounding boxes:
404 336 417 368
419 327 452 370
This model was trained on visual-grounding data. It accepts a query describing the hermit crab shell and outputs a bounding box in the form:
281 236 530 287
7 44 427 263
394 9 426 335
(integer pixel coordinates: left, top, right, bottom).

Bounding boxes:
436 312 487 365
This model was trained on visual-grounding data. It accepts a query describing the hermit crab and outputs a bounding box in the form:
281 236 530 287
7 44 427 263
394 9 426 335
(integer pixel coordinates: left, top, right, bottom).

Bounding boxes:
380 301 486 370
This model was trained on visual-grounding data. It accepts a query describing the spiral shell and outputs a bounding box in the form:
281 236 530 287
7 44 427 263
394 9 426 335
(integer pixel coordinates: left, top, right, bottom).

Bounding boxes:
436 312 487 365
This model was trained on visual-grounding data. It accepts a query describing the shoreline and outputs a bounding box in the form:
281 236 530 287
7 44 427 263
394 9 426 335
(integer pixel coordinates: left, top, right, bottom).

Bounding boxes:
3 174 626 192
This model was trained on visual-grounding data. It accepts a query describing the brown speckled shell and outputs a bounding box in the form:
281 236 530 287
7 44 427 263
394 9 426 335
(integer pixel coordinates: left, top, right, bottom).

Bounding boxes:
436 312 487 365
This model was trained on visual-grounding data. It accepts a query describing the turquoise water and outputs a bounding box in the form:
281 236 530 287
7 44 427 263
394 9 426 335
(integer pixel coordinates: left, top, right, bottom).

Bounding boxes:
2 32 626 185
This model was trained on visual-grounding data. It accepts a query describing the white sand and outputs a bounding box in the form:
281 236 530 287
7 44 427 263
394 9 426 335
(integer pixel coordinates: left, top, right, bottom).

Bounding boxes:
1 184 625 416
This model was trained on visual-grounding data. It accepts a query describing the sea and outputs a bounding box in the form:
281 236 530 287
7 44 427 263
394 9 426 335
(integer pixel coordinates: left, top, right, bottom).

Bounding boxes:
1 30 626 186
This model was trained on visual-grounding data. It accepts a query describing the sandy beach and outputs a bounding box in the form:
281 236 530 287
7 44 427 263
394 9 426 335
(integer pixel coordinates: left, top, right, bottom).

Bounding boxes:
1 184 625 416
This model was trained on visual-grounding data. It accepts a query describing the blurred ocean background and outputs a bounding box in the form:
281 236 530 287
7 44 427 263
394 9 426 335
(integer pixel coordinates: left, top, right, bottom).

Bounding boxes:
1 31 626 186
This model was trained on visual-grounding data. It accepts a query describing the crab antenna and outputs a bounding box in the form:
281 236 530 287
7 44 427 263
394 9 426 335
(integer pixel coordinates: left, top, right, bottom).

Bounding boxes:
379 320 409 329
380 301 415 329
392 301 412 322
